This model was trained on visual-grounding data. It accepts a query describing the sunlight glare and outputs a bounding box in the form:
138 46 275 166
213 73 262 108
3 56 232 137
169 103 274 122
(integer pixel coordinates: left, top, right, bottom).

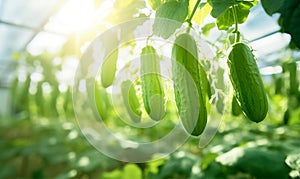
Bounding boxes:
52 0 96 33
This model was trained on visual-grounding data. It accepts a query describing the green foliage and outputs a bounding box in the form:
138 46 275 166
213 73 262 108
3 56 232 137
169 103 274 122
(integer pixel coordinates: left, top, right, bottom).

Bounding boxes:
286 153 300 177
261 0 300 49
208 0 257 30
216 1 257 30
279 0 300 49
217 147 290 178
261 0 284 16
101 164 142 179
153 1 189 39
106 0 146 23
147 0 163 10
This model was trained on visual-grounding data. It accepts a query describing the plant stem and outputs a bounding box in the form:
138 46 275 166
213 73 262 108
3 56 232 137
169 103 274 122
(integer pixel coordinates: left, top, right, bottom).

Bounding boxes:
232 3 240 43
187 0 201 27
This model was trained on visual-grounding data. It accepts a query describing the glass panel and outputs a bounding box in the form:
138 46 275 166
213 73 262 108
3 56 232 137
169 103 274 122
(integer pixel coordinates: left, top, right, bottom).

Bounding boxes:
251 33 291 67
0 0 60 28
240 3 281 41
0 24 34 59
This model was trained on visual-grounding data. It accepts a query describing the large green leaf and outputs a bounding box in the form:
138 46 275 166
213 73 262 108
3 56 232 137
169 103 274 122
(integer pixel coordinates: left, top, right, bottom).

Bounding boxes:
153 1 189 39
279 0 300 49
217 147 291 178
261 0 284 16
216 1 257 30
208 0 234 18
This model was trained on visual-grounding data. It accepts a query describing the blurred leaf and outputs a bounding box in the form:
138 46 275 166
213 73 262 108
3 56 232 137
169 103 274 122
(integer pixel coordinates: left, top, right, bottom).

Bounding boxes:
153 1 189 39
31 169 45 179
202 23 216 36
201 153 218 170
199 161 225 179
285 153 300 172
216 147 290 178
123 164 142 179
101 164 141 179
107 0 146 24
0 165 16 178
261 0 284 16
101 169 122 179
191 2 212 25
35 82 45 116
0 147 20 160
147 158 166 174
74 150 119 172
148 0 163 10
155 151 198 178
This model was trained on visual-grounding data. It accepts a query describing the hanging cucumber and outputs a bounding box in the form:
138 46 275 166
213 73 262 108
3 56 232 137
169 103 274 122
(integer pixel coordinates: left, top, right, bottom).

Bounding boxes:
121 80 142 123
140 45 166 121
172 33 207 136
227 42 268 122
101 49 119 88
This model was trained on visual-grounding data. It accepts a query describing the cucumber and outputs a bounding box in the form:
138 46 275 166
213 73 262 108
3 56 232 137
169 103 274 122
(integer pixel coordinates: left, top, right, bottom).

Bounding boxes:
227 42 268 122
172 33 207 136
140 45 166 121
121 80 142 123
101 49 118 88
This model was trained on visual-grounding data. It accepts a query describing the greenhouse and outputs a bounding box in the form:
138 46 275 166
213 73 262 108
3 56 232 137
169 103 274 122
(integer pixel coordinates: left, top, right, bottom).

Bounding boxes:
0 0 299 178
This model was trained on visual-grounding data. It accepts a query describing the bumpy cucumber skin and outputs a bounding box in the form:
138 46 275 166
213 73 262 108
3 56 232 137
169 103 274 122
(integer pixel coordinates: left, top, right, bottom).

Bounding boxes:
121 80 141 123
228 42 268 122
101 50 118 88
172 33 207 136
141 46 166 121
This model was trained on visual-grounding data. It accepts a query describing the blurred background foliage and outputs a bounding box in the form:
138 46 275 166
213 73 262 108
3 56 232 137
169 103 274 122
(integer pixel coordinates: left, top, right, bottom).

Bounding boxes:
0 0 300 178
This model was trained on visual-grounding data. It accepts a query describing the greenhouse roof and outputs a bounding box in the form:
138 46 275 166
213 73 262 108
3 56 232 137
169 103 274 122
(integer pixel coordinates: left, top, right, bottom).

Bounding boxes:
0 0 292 87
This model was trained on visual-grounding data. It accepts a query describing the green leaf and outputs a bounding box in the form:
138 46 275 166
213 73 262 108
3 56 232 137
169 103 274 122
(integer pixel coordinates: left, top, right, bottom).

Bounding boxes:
279 0 300 49
0 166 16 179
123 164 142 179
202 23 216 36
207 0 235 18
153 1 189 39
101 164 141 179
191 2 212 25
261 0 284 16
285 153 300 172
217 147 291 178
216 1 257 30
156 151 198 178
